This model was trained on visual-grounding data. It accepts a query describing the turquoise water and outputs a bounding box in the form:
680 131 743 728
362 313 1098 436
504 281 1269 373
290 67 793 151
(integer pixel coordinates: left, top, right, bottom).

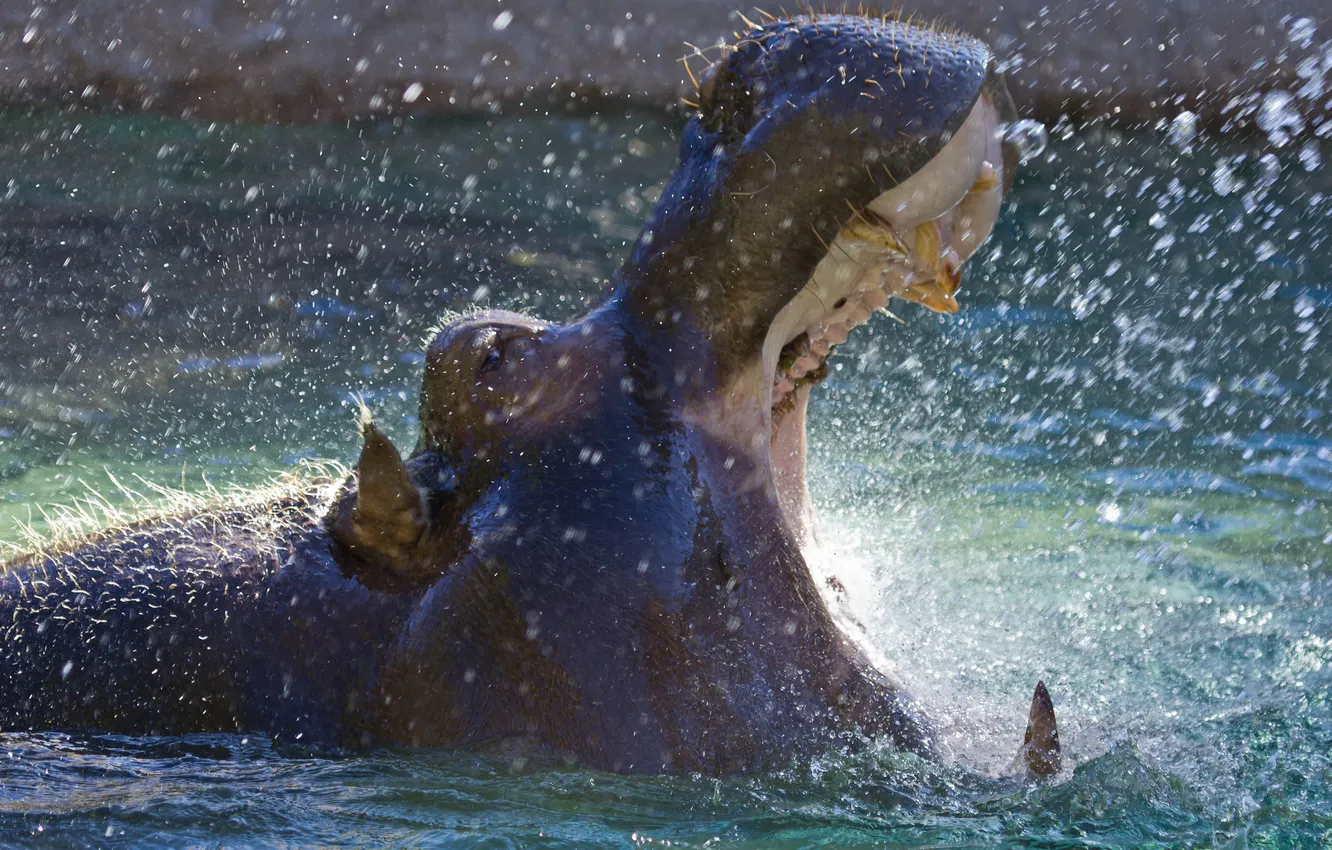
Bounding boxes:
0 107 1328 847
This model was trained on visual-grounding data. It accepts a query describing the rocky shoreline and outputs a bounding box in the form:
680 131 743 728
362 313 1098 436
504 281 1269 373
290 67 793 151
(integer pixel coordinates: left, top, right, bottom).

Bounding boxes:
0 0 1328 130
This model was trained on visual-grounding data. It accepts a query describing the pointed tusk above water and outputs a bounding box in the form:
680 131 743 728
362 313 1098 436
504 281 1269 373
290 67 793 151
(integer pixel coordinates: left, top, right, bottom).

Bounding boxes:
1020 681 1062 780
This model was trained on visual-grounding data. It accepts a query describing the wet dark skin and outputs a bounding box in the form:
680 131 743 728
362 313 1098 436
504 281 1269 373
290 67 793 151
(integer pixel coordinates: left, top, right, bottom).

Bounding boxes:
0 15 1060 776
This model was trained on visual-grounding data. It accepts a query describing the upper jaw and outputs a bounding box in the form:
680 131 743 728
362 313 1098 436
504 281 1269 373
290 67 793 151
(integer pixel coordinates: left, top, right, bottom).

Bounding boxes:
764 93 1010 410
612 15 1004 361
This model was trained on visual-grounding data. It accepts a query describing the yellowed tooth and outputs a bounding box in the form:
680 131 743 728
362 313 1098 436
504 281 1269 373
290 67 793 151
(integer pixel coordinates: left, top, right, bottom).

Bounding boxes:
903 282 960 314
914 220 942 267
971 160 999 193
920 287 960 313
842 205 908 254
935 256 962 296
842 216 908 256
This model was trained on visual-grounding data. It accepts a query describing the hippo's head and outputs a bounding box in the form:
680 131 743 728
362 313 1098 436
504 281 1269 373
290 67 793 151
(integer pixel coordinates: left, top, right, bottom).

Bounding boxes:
328 14 1027 769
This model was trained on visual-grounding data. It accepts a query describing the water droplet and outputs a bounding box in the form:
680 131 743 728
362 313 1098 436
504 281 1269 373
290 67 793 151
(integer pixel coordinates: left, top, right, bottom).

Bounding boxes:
1210 159 1242 196
1003 119 1048 164
1256 152 1281 188
1167 111 1198 148
1152 234 1175 253
1299 140 1322 171
492 10 513 31
1257 90 1303 148
1288 17 1317 48
402 82 423 103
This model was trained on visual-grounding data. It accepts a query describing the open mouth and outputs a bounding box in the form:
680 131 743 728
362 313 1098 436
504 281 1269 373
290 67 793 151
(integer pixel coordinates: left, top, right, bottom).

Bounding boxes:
763 94 1013 538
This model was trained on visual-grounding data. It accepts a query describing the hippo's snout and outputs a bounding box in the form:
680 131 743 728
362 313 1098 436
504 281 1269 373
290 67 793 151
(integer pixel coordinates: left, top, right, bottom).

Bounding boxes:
698 15 997 150
607 14 1032 544
616 15 1023 353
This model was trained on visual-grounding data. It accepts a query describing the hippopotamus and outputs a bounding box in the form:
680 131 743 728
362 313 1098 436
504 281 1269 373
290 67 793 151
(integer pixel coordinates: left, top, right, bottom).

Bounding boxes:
0 13 1059 777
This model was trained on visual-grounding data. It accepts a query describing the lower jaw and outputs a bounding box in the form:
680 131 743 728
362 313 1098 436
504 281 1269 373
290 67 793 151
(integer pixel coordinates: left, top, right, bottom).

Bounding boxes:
770 384 813 544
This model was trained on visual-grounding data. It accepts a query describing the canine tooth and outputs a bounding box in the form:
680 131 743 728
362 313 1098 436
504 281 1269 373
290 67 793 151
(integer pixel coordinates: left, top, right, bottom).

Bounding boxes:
936 248 963 295
906 283 960 314
971 160 999 193
934 266 960 297
932 291 960 313
914 220 942 267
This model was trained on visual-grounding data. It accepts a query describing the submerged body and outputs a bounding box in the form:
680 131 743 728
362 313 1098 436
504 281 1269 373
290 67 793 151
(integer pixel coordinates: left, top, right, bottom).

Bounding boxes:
0 15 1056 775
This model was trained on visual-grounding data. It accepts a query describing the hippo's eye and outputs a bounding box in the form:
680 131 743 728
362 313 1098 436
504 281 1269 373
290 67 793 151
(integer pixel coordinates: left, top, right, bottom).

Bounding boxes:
479 343 504 376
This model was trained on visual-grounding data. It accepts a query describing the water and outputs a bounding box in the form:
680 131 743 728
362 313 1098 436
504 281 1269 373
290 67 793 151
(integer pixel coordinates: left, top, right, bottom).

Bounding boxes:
0 106 1328 847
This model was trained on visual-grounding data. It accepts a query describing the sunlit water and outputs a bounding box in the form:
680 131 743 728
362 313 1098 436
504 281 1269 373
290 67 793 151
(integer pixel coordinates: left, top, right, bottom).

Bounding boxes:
0 105 1328 847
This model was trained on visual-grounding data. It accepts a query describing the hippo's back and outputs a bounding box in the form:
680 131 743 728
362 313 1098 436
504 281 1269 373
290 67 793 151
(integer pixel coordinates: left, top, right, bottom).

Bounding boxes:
0 488 412 744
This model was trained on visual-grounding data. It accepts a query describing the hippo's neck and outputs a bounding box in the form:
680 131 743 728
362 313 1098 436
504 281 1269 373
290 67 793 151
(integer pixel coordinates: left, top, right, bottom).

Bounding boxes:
608 131 839 368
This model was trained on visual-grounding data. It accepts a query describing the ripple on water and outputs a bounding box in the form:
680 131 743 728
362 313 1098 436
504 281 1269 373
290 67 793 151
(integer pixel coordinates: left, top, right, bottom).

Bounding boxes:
1105 513 1263 541
294 297 372 320
967 480 1054 496
986 411 1071 436
224 353 286 371
1085 467 1255 497
178 354 288 374
1089 408 1174 434
1242 454 1332 492
1202 430 1332 454
1278 283 1332 307
944 441 1066 463
3 732 1312 848
947 304 1075 335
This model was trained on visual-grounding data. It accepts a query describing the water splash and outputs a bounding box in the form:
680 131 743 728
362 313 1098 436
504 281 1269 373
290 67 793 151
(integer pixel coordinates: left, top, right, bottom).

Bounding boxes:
1003 119 1048 164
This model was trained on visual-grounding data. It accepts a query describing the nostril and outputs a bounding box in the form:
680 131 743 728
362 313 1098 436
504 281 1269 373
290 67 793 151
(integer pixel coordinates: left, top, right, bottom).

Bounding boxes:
833 297 847 309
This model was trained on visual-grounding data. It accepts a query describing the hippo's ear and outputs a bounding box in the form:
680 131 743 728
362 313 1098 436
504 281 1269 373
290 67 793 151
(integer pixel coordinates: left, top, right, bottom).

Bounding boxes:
329 419 433 585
